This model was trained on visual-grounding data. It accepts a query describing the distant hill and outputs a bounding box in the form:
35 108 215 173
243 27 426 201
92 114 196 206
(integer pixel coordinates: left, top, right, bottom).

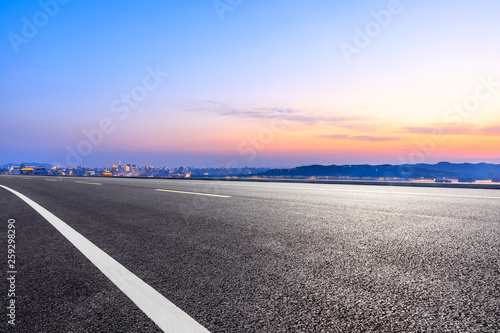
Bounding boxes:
0 162 53 168
404 162 500 179
259 162 500 180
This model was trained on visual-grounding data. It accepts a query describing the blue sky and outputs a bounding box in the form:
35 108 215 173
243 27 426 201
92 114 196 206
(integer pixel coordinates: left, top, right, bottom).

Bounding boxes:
1 0 499 167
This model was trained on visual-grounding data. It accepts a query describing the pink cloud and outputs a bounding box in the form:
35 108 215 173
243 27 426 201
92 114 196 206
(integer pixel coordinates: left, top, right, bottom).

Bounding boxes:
316 135 400 141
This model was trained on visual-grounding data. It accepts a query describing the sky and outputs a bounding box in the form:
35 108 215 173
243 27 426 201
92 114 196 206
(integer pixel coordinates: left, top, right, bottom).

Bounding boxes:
1 0 499 168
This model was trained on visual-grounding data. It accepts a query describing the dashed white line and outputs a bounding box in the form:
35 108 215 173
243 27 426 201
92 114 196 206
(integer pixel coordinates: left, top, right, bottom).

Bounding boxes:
155 189 231 198
0 185 210 333
44 179 58 182
74 181 103 186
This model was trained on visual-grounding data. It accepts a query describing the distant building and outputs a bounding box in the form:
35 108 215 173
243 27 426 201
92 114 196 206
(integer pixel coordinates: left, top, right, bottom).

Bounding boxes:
9 166 21 175
34 167 48 175
20 167 34 175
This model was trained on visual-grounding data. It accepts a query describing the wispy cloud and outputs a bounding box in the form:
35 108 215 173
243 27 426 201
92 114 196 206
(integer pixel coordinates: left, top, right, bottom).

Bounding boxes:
317 134 349 139
338 122 385 132
402 127 437 134
403 124 477 135
183 101 371 125
480 126 500 135
402 123 500 136
316 134 400 142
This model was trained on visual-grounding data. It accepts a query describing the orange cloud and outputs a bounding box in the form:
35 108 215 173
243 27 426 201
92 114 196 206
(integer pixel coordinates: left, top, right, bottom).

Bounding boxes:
401 123 500 136
316 134 400 142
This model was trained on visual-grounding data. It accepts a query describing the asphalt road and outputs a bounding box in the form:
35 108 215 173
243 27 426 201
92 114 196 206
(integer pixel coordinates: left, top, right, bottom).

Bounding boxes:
1 175 499 332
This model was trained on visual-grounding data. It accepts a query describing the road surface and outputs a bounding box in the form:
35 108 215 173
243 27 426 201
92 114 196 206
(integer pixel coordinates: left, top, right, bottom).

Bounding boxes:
1 175 499 332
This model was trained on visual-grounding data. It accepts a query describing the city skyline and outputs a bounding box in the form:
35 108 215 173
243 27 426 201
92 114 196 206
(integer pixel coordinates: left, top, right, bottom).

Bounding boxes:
2 1 500 168
3 160 500 182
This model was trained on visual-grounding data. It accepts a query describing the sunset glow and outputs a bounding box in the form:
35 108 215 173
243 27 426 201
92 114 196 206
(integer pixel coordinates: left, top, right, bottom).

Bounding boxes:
1 0 499 167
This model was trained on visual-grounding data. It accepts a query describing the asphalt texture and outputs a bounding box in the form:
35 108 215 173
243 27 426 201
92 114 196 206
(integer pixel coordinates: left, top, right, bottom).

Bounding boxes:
1 175 499 332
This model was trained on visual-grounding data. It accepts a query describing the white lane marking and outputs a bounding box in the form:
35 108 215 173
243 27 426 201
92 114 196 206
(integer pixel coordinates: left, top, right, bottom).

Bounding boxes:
22 177 31 180
0 185 210 333
159 181 500 200
44 179 58 182
155 189 231 198
74 181 103 186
